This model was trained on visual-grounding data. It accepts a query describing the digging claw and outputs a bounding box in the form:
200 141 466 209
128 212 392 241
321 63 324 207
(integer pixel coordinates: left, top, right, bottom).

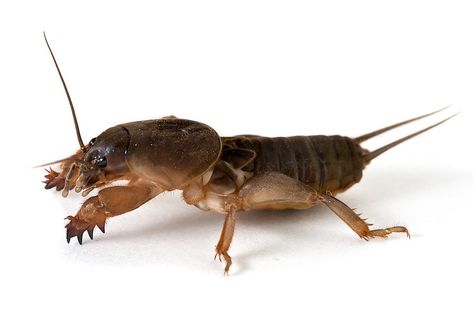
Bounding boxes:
77 231 84 245
65 215 105 244
87 227 94 240
97 223 105 234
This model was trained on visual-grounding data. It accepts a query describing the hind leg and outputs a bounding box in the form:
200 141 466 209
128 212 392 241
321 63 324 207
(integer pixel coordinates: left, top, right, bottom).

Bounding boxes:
319 194 410 240
238 172 318 210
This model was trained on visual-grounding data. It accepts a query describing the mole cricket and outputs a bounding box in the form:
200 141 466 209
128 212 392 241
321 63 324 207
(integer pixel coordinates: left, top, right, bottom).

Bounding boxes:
41 33 455 274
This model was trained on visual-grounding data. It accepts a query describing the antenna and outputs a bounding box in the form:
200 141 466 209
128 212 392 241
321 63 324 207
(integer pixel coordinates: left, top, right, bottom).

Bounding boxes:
43 32 85 150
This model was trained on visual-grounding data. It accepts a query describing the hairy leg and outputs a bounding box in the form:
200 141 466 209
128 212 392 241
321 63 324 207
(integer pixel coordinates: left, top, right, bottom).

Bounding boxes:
240 172 409 240
211 172 410 273
66 182 162 244
319 194 410 240
211 172 318 274
238 172 317 210
215 201 238 275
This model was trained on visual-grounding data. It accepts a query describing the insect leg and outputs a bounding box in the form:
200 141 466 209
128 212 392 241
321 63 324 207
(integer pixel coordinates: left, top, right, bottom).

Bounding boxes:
319 194 410 240
65 181 162 244
238 172 317 210
207 172 318 274
215 201 239 275
211 172 320 274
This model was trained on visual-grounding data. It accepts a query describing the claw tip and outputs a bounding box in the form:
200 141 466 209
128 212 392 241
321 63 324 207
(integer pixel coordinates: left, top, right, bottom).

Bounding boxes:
98 224 105 234
87 228 94 240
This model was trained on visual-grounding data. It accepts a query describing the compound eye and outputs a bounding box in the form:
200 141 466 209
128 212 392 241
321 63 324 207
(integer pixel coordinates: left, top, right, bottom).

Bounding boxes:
96 156 107 168
89 137 97 146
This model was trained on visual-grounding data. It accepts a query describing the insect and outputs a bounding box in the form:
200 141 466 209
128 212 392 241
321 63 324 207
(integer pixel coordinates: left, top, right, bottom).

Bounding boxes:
41 34 455 274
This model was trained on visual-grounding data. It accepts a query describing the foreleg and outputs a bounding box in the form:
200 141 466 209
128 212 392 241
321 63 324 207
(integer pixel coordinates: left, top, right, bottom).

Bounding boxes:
65 182 162 244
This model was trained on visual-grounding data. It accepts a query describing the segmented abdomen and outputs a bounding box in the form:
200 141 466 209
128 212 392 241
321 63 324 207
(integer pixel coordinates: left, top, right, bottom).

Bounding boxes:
223 135 367 193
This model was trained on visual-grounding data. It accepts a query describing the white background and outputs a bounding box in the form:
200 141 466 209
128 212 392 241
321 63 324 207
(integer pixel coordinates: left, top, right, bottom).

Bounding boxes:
1 1 472 314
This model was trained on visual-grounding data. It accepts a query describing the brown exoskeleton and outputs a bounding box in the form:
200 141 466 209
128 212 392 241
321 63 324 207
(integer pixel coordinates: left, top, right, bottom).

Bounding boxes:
41 34 455 274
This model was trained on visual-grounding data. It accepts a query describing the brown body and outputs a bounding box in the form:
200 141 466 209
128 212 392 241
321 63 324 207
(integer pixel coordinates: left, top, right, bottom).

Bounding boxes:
41 34 455 274
221 135 367 194
193 135 367 215
44 112 453 274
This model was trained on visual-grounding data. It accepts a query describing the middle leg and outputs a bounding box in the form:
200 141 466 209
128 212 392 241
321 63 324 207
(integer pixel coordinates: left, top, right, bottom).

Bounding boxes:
215 200 238 275
208 172 319 274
